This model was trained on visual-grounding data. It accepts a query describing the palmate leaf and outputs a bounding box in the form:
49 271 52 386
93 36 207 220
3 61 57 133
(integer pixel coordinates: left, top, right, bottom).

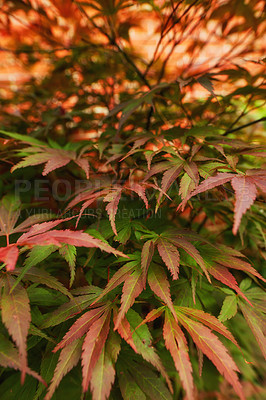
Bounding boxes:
211 245 266 282
178 171 266 234
176 311 245 400
179 173 196 200
157 161 184 204
196 74 219 102
10 142 90 178
166 236 210 282
44 339 82 400
1 275 31 382
0 245 19 271
33 342 60 400
90 331 121 400
163 311 194 400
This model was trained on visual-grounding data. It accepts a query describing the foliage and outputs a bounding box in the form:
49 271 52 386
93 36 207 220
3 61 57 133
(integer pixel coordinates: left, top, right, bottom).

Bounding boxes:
0 1 265 399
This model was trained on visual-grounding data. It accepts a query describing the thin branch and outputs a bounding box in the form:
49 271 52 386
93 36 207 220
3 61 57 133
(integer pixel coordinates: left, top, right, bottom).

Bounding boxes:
0 46 89 54
223 117 266 135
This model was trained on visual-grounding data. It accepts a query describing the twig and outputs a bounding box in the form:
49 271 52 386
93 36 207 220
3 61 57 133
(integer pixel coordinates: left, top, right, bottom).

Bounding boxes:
223 117 266 135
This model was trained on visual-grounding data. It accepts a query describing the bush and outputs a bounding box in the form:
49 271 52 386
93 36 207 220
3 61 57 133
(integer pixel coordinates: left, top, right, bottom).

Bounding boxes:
0 1 265 399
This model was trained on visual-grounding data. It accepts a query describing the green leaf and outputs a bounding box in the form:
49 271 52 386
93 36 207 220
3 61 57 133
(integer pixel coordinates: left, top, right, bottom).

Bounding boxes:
41 289 101 328
128 362 172 400
59 244 77 287
0 130 46 146
44 339 82 400
119 370 147 400
10 245 57 293
218 296 238 322
12 267 71 297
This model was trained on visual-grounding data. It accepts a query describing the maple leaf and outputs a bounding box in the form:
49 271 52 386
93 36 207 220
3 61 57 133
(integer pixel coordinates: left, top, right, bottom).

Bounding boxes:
11 266 71 297
238 284 266 359
219 295 238 322
41 287 102 329
127 182 149 209
6 136 90 177
196 74 220 102
114 308 138 353
82 309 111 392
176 310 245 400
164 234 211 282
0 195 52 243
177 307 240 348
130 359 173 400
157 237 180 280
211 245 266 282
104 188 122 236
104 183 149 235
206 263 252 304
125 309 173 393
141 239 154 285
157 160 184 204
90 331 121 400
0 244 19 271
53 303 110 352
179 173 196 201
1 274 31 383
163 310 194 400
0 333 46 386
59 244 76 287
148 263 177 320
90 258 139 307
178 171 266 234
0 217 127 272
231 175 257 235
44 339 82 400
114 267 145 329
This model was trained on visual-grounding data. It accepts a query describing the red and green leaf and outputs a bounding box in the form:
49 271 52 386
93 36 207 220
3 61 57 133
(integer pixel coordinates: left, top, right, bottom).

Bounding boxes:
114 268 145 329
1 274 31 382
44 339 82 400
163 311 194 400
177 312 245 400
90 331 121 400
157 237 180 280
82 310 111 392
148 263 177 320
